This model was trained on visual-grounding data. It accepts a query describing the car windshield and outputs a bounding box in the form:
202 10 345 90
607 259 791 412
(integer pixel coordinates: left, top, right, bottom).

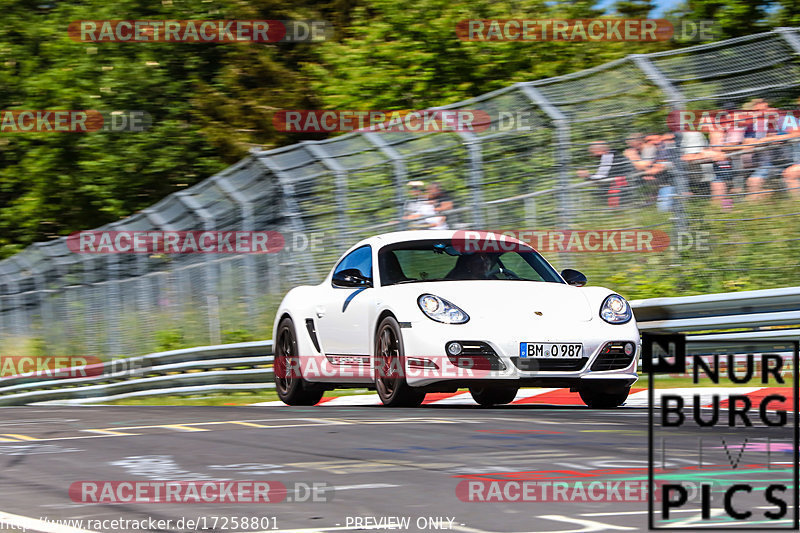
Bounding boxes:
378 239 564 286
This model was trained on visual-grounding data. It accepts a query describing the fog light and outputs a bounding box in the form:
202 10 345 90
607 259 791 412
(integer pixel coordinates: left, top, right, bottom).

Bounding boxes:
624 342 635 356
447 342 463 356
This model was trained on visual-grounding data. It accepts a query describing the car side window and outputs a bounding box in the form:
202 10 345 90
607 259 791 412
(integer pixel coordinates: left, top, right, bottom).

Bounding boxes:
333 245 372 285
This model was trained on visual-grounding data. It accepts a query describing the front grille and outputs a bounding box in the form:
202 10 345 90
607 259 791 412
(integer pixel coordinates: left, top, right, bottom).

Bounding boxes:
591 342 635 371
512 357 588 372
447 341 506 371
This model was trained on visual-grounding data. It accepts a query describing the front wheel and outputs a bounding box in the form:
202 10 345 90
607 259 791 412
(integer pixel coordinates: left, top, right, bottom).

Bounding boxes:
274 318 324 406
374 317 425 407
579 386 630 408
469 386 518 406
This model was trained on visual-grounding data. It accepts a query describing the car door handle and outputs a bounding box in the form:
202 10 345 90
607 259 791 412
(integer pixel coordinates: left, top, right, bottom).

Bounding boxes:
315 306 326 318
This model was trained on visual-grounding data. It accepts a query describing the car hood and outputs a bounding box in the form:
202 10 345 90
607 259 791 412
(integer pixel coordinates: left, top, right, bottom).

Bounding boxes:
384 280 595 322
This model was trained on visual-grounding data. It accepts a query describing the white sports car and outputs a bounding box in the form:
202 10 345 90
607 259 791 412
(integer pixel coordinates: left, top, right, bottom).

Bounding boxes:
272 230 640 408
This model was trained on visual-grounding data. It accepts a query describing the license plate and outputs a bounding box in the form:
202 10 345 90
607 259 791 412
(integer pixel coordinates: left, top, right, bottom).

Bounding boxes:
519 343 583 358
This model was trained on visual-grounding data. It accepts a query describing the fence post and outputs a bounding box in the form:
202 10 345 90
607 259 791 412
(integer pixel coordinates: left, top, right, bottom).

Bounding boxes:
176 192 221 346
255 155 319 285
455 130 485 227
775 27 800 54
517 83 572 228
104 253 121 357
362 132 408 227
630 54 688 201
630 54 690 287
304 142 349 247
25 250 50 350
213 172 257 331
629 54 689 203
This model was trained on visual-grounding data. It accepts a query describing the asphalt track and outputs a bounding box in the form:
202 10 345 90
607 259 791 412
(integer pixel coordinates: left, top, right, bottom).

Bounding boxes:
0 400 795 533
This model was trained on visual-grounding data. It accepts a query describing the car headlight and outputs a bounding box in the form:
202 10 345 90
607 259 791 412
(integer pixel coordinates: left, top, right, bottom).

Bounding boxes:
417 294 470 324
600 294 632 324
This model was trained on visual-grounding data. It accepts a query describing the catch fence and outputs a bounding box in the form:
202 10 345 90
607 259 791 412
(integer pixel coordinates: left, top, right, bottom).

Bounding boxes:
3 28 800 357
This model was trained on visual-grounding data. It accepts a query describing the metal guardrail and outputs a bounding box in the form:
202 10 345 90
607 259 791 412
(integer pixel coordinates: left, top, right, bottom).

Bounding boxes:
0 340 273 406
0 287 798 406
630 286 800 332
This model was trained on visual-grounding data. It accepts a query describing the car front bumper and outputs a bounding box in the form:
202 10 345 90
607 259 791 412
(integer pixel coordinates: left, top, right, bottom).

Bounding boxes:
399 317 640 389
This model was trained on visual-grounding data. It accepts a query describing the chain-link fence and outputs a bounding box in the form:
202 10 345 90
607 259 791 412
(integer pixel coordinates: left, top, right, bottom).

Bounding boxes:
3 28 800 358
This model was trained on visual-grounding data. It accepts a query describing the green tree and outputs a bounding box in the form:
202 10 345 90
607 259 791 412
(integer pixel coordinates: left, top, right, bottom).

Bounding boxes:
613 0 655 17
0 0 325 254
771 0 800 27
305 0 666 110
665 0 775 38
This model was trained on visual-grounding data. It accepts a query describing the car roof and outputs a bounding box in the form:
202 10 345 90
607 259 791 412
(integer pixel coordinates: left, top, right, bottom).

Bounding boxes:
355 230 528 249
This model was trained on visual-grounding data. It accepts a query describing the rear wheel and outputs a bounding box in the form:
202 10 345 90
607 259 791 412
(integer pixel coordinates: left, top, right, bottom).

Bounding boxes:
374 317 425 407
579 386 630 408
469 386 518 406
274 318 324 406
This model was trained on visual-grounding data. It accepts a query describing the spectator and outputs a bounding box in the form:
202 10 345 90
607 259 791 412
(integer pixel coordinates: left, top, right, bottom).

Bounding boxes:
682 115 738 208
402 180 436 228
742 98 800 199
623 133 668 202
653 133 679 212
577 141 632 207
785 162 800 196
710 149 735 209
782 99 800 196
426 182 454 230
740 99 779 201
679 129 715 195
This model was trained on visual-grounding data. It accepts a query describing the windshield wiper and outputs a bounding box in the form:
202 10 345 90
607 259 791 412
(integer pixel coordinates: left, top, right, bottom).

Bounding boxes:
389 278 448 285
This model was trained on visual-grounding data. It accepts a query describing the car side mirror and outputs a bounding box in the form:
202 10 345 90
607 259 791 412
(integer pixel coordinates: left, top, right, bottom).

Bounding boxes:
561 268 587 287
333 268 372 288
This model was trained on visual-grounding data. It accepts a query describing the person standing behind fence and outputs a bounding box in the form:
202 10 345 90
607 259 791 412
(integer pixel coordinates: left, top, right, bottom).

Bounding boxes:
577 141 632 208
426 182 454 229
680 129 716 195
652 134 680 212
402 180 437 229
624 133 670 204
782 97 800 196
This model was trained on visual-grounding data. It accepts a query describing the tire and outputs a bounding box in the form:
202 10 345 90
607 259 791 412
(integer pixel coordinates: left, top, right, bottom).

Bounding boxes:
579 386 630 408
469 386 518 407
374 316 425 407
274 317 324 406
